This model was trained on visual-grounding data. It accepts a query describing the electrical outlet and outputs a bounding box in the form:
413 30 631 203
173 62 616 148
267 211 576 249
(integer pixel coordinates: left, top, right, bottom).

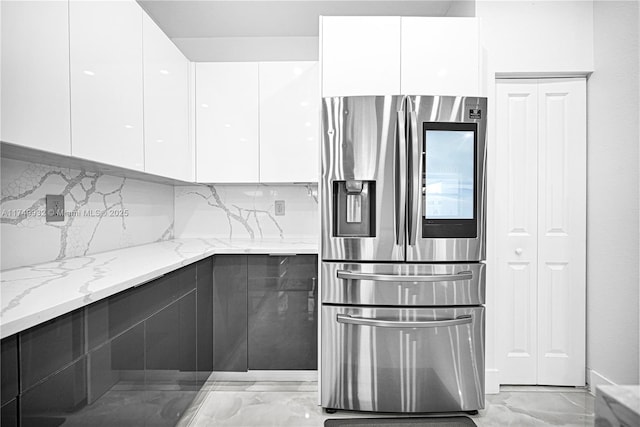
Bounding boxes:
275 200 285 216
46 195 65 222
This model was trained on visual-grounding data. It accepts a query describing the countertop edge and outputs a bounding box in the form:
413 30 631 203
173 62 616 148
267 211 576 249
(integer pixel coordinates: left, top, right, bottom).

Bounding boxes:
1 239 318 339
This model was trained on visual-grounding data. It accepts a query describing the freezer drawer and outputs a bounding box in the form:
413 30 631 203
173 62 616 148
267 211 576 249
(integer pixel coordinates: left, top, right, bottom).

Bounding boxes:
321 305 485 413
322 262 485 306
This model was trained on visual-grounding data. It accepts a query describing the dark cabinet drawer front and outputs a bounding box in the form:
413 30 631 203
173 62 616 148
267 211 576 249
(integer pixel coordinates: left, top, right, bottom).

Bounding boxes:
213 255 248 372
248 289 317 370
196 258 213 375
20 309 85 392
248 255 318 291
87 262 197 350
1 335 19 405
1 399 18 427
21 357 87 425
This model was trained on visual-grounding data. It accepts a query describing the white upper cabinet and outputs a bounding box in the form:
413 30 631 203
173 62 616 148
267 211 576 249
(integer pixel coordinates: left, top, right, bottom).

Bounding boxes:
259 62 319 183
142 14 192 181
196 63 259 183
321 16 401 97
401 17 480 96
1 0 71 154
69 0 144 171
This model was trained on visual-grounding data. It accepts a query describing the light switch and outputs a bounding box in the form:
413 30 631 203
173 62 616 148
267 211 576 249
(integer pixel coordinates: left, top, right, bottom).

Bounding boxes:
275 200 285 216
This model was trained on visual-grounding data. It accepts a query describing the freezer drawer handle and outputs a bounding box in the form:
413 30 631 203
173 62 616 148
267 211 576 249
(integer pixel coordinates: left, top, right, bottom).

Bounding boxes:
337 314 473 328
336 270 473 282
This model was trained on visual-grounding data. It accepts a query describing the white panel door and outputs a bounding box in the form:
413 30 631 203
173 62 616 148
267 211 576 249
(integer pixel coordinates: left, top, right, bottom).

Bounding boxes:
143 14 192 181
196 63 259 183
496 78 586 386
536 79 586 386
1 0 71 154
70 0 144 171
259 62 319 183
401 17 480 96
496 80 539 384
321 16 401 97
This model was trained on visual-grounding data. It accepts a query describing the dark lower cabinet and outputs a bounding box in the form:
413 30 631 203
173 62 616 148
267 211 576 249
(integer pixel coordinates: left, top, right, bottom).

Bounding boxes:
1 258 213 427
21 358 87 426
20 309 85 392
1 334 19 406
248 255 318 370
213 254 318 372
1 399 18 427
196 257 213 378
213 255 248 372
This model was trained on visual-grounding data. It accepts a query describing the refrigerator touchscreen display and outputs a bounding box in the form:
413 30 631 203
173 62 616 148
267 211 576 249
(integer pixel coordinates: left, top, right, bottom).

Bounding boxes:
424 130 475 220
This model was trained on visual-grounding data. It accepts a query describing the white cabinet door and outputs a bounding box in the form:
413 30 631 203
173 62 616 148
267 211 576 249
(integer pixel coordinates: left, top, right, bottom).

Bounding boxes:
321 16 401 97
495 78 586 386
196 63 259 183
142 14 192 181
536 78 586 386
70 0 144 171
401 17 480 96
1 0 71 154
495 80 539 385
259 62 319 183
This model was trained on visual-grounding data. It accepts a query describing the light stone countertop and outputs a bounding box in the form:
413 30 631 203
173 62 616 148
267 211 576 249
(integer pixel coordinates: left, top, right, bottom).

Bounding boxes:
596 385 640 426
0 237 318 339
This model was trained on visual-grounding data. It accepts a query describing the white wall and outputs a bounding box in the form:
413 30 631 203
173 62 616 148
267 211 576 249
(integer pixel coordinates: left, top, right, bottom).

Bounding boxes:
476 0 594 74
586 0 639 387
173 36 319 62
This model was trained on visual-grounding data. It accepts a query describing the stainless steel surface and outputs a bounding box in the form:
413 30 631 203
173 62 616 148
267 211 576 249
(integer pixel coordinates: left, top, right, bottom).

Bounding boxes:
320 95 488 414
395 110 407 246
321 96 405 262
321 305 485 413
407 109 420 246
336 313 472 328
336 270 473 282
406 96 488 262
323 262 485 306
346 194 362 223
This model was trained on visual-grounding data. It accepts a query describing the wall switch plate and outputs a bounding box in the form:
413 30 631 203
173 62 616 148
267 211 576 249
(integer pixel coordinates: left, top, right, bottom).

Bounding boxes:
274 200 285 216
46 195 65 222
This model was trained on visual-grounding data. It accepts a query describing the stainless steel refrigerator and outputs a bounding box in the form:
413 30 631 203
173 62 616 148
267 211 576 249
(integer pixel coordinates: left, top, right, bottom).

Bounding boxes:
320 95 487 414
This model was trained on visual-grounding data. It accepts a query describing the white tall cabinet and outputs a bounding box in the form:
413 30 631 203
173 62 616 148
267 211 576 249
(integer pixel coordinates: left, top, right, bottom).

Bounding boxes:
321 16 401 97
495 78 586 386
320 16 480 97
1 0 71 154
195 63 260 183
259 62 319 183
401 17 480 96
143 14 192 182
69 0 145 171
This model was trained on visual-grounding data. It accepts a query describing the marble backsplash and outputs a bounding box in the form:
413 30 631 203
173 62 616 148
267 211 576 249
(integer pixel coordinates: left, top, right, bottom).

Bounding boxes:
1 157 174 270
174 184 318 240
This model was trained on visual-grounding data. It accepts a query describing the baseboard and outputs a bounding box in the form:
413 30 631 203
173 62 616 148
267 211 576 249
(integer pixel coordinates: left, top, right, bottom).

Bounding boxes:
209 370 318 382
587 368 617 395
485 368 500 394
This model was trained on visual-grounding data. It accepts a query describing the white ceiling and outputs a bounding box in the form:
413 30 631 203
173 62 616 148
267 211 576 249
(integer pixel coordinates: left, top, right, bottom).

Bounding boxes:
138 0 475 39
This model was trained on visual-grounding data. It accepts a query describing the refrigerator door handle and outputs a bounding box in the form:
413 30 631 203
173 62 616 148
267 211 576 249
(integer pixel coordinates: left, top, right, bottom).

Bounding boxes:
337 314 473 328
395 110 407 246
337 270 473 282
408 110 421 246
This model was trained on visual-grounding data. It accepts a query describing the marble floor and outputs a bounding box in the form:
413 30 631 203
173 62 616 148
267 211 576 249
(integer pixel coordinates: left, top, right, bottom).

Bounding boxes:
179 382 594 427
